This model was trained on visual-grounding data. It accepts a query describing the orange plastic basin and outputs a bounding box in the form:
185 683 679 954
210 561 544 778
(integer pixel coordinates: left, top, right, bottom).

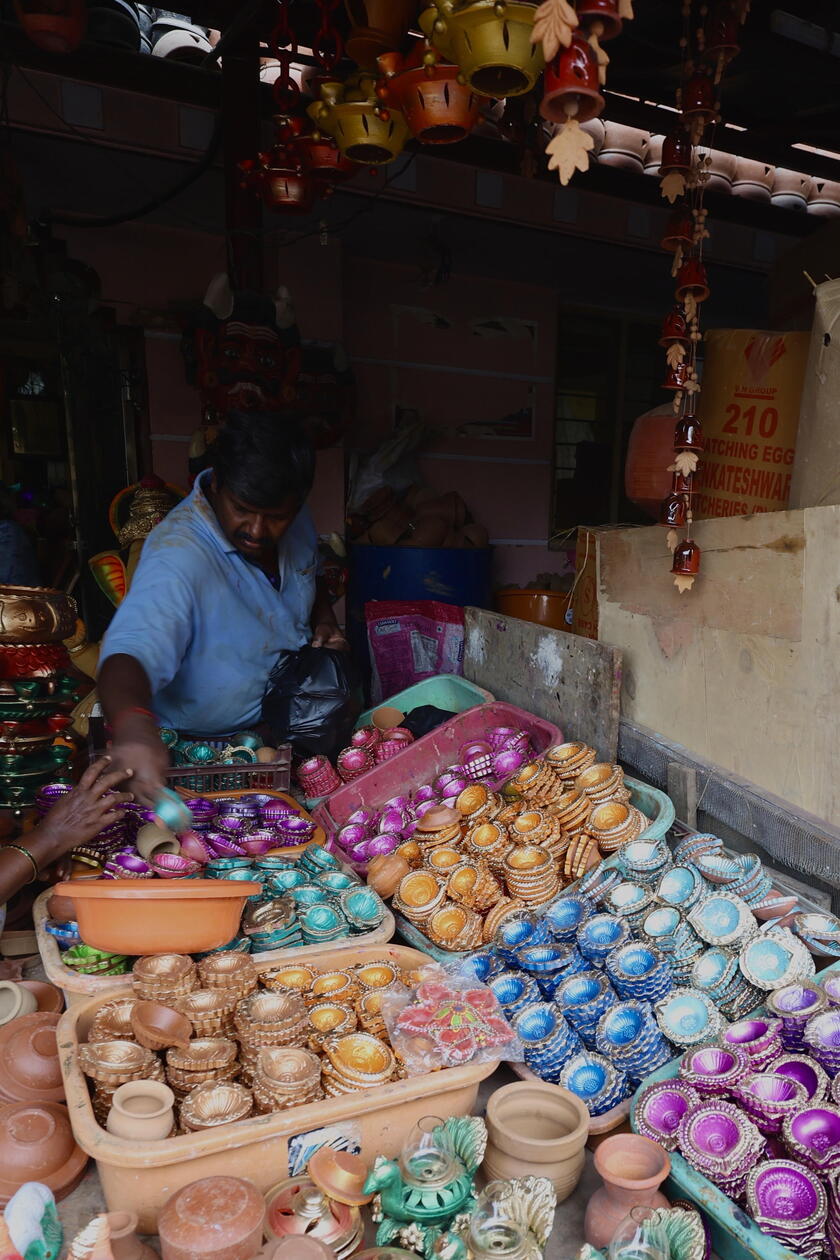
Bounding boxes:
54 880 261 956
495 589 570 631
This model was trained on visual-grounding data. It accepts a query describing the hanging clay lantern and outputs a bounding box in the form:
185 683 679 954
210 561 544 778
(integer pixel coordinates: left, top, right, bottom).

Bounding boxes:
377 43 480 144
575 0 622 39
675 259 709 302
662 360 691 391
307 72 410 165
659 308 689 346
540 32 604 123
704 2 739 79
283 115 357 192
259 148 316 213
14 0 86 51
344 0 420 67
672 538 701 575
660 131 692 174
682 72 717 127
660 208 693 252
674 413 704 452
419 0 545 99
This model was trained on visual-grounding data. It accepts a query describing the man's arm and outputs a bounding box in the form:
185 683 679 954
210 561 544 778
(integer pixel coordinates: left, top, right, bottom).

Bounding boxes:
310 576 348 650
98 654 170 807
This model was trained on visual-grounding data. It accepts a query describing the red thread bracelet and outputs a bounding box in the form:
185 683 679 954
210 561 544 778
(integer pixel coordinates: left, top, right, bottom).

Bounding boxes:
110 706 156 729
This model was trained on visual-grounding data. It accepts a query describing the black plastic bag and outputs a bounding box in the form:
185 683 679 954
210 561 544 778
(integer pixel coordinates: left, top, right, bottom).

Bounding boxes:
400 705 457 740
262 646 361 761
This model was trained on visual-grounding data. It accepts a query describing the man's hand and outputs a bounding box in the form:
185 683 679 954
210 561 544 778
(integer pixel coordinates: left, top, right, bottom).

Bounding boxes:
311 621 350 651
108 712 170 807
36 757 134 865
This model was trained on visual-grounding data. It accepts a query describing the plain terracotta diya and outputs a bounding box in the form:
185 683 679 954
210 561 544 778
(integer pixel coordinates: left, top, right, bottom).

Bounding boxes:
130 1002 192 1051
484 1081 589 1200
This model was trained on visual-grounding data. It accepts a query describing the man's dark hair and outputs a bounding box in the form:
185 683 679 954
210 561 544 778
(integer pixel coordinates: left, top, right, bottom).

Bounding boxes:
209 413 315 508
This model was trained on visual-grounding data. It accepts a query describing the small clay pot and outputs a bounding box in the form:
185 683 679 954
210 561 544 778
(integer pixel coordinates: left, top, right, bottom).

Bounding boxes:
46 892 76 921
19 981 63 1014
584 1133 671 1250
106 1210 160 1260
366 853 410 900
130 1002 192 1051
158 1175 266 1259
0 981 38 1026
135 823 180 862
0 1013 63 1103
106 1080 175 1142
371 706 405 732
484 1081 589 1200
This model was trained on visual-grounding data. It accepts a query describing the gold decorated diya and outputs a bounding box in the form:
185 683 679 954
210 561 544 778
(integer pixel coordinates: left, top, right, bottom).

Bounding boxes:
505 762 543 797
393 871 445 924
505 844 551 873
167 1037 238 1073
394 839 422 869
503 845 560 905
447 860 502 913
88 998 137 1043
309 971 360 1008
309 1001 357 1049
587 800 642 853
455 783 499 821
174 989 238 1037
198 952 258 999
132 953 197 997
356 991 387 1039
262 963 319 994
237 989 308 1034
563 833 599 879
575 762 624 800
482 896 526 943
354 961 400 991
428 902 483 951
512 810 551 844
78 1039 156 1085
259 1045 322 1087
322 1032 395 1088
546 741 597 779
551 788 593 830
426 846 464 874
465 822 508 870
165 1061 240 1095
179 1081 254 1131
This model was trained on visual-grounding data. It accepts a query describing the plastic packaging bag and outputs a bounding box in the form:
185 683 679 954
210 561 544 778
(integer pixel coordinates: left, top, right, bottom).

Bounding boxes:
380 962 523 1074
261 646 360 761
365 600 465 703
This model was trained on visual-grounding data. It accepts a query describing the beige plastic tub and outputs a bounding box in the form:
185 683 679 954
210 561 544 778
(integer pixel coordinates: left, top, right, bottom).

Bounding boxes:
57 943 494 1231
35 889 395 1008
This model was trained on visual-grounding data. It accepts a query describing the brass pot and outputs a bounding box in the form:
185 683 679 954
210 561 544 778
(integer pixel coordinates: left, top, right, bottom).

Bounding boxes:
0 586 77 645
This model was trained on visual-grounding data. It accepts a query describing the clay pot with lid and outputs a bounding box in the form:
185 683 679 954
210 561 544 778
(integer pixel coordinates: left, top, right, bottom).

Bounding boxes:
485 1081 589 1199
0 1012 64 1103
159 1176 265 1259
584 1133 671 1250
106 1080 175 1142
0 1100 87 1204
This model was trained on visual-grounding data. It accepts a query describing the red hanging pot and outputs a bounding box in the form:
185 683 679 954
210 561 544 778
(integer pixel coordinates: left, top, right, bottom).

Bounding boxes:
671 471 694 496
377 46 480 145
659 492 687 528
663 361 691 391
675 260 710 302
661 208 693 252
540 32 604 124
14 0 86 51
672 538 701 576
675 414 705 452
660 131 692 174
659 308 689 347
574 0 622 40
258 148 316 214
682 73 716 126
704 3 740 63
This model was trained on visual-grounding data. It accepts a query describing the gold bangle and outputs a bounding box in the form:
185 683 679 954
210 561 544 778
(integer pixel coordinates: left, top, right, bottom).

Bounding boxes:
4 843 40 885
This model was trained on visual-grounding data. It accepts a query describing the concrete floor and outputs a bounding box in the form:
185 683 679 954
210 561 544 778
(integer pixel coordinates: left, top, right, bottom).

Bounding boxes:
57 1063 597 1257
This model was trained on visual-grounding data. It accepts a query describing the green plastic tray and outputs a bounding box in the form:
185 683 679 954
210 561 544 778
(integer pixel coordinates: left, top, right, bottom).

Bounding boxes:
355 674 495 731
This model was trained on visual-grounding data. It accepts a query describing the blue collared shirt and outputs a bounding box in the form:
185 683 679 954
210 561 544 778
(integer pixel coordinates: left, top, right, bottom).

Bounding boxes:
99 472 318 734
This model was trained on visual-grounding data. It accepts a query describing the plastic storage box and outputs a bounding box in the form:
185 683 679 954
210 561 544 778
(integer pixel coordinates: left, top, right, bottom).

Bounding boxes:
57 943 495 1232
355 674 494 730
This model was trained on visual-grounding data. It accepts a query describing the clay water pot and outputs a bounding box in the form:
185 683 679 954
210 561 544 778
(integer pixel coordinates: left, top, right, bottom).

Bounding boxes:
0 1012 63 1103
624 405 677 518
106 1080 175 1142
106 1210 160 1260
158 1175 266 1259
584 1133 671 1250
135 823 180 862
0 980 38 1026
484 1081 589 1200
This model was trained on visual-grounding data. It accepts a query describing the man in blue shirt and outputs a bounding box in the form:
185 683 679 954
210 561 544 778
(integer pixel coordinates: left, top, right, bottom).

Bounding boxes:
98 414 346 805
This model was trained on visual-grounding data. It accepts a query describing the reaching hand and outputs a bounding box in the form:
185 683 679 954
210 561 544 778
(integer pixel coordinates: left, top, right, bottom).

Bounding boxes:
107 713 170 808
36 757 134 864
311 621 349 651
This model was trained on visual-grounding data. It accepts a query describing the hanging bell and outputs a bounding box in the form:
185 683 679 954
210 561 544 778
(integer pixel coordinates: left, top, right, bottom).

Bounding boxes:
661 208 693 252
671 538 701 576
659 308 689 347
574 0 622 40
540 32 605 124
659 492 687 528
682 73 717 127
671 471 694 496
663 361 691 391
660 131 692 174
674 414 705 452
704 2 740 66
675 259 710 302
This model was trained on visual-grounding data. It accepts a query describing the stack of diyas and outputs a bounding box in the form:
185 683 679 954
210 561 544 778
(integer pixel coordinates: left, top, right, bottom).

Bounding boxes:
78 1040 165 1125
253 1046 322 1111
320 1032 396 1097
165 1038 239 1097
179 1080 254 1131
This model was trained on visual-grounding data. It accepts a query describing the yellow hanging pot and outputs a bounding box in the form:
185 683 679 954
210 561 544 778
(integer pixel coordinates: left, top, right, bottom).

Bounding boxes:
307 72 410 165
419 0 545 99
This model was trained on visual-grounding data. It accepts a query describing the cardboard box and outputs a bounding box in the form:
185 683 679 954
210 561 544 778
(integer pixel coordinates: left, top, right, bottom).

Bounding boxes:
571 527 599 639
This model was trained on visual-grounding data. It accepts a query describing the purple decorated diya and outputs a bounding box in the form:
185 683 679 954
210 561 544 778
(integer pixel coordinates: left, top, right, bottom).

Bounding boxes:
241 830 276 856
822 974 840 1007
366 834 399 859
260 800 296 826
734 1072 807 1135
783 1106 840 1172
724 1017 783 1068
150 852 200 878
746 1160 827 1232
178 831 213 864
768 984 827 1050
276 815 315 845
804 1010 840 1072
771 1054 829 1102
35 781 72 814
680 1044 748 1095
633 1080 699 1151
678 1099 764 1186
183 797 217 824
215 813 250 836
206 833 247 858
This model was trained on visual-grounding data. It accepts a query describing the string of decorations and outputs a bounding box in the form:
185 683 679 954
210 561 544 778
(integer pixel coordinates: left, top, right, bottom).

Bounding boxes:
656 0 748 594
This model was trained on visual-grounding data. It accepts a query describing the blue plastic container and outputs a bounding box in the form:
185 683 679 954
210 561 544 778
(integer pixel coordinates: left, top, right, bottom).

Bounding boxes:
355 674 494 730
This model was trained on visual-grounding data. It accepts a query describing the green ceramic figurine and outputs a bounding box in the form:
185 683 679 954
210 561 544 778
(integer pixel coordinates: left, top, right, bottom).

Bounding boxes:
433 1177 556 1260
5 1182 64 1260
364 1115 487 1258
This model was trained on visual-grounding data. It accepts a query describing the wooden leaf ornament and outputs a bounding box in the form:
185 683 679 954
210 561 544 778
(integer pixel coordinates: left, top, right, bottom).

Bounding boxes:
546 119 594 185
666 529 679 553
666 343 686 368
588 32 610 85
660 171 686 203
618 0 634 17
531 0 578 60
683 293 698 323
673 451 699 476
673 574 696 594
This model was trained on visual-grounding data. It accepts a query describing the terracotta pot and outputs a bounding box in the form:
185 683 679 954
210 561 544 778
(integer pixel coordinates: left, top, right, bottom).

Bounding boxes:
732 156 774 201
584 1134 671 1250
366 853 410 899
0 1100 87 1203
158 1175 266 1259
19 980 63 1014
371 706 405 732
0 1013 63 1103
771 168 813 211
598 123 648 173
808 179 840 216
495 590 569 631
704 148 736 194
0 980 37 1026
106 1210 160 1260
484 1082 589 1200
345 0 419 66
130 1002 192 1051
46 892 76 921
644 134 664 176
106 1081 175 1142
624 405 677 518
135 823 180 862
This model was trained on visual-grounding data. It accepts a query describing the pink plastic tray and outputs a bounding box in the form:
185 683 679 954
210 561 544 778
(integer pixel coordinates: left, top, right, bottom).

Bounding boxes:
314 701 562 848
